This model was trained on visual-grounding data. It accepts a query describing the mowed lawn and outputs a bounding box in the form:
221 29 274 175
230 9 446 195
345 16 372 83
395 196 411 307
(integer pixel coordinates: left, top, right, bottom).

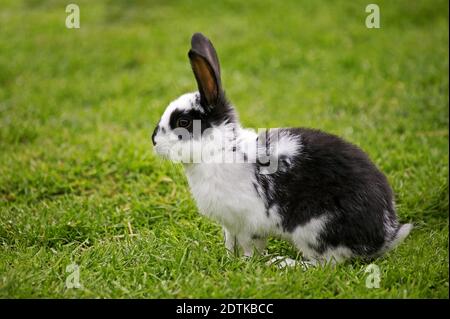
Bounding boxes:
0 0 448 298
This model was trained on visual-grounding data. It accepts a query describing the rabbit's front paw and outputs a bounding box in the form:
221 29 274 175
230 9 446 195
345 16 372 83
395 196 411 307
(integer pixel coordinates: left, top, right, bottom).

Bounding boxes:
223 228 239 256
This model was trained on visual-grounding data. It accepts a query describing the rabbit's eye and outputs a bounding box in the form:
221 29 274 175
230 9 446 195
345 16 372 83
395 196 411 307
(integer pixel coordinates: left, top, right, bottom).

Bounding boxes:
177 117 191 128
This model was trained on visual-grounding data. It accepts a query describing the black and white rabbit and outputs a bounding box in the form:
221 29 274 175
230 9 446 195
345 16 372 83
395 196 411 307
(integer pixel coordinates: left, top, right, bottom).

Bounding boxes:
152 33 412 265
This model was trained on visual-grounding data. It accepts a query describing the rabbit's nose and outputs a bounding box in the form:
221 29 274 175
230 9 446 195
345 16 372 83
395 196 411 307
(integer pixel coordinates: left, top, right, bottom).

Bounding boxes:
151 125 159 145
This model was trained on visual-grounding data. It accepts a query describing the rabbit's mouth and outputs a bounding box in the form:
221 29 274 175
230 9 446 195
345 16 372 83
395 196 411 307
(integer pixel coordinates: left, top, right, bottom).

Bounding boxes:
153 140 194 163
153 143 170 159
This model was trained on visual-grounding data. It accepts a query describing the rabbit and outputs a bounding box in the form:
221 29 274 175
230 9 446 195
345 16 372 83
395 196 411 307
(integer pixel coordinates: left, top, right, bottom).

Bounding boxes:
152 32 412 266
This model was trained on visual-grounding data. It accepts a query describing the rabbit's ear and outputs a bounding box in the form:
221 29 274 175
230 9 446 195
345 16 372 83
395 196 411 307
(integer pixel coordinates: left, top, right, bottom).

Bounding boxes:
188 33 222 108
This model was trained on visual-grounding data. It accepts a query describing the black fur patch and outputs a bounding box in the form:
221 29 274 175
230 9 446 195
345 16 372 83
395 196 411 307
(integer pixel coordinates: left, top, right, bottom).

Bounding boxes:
255 128 397 257
168 94 237 140
206 93 237 126
251 234 264 240
169 108 206 133
151 123 159 145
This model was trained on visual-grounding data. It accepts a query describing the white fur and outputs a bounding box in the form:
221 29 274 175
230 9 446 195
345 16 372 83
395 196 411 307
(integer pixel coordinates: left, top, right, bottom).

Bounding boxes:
321 246 354 264
383 223 413 253
290 215 329 260
271 130 303 160
184 154 282 257
287 215 355 264
384 212 396 235
380 209 413 254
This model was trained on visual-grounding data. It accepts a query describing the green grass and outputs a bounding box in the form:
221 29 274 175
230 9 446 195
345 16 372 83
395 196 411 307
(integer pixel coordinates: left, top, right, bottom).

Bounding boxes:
0 0 448 298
